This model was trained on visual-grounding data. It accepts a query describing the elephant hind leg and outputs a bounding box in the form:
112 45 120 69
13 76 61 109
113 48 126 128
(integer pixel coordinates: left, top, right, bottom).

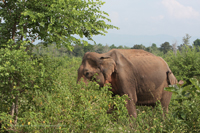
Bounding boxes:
160 91 172 113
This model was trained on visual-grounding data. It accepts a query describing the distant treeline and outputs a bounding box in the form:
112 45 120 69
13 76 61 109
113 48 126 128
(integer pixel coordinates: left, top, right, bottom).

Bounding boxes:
33 35 200 57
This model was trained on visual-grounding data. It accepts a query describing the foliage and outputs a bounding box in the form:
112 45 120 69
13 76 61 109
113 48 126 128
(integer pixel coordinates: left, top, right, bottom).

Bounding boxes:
0 52 131 132
31 33 200 59
194 39 200 47
177 34 192 52
1 45 200 132
165 46 200 83
160 41 172 54
0 0 118 50
177 44 193 52
0 45 61 132
110 44 117 49
1 33 200 132
33 43 132 57
193 39 200 52
182 34 191 46
131 44 146 50
165 78 200 132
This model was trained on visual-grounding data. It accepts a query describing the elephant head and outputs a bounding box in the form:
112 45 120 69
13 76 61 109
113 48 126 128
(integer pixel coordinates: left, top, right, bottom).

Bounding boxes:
77 52 116 87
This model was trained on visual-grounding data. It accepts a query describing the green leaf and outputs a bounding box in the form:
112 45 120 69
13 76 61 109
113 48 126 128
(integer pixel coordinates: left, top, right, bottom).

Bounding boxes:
182 85 192 92
164 87 178 94
190 78 200 90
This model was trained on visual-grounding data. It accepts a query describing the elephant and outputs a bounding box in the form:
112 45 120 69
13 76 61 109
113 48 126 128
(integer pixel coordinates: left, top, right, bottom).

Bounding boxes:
77 49 178 118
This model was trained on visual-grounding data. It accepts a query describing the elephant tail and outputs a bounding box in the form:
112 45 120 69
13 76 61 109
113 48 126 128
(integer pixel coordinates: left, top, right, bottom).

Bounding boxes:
167 71 178 85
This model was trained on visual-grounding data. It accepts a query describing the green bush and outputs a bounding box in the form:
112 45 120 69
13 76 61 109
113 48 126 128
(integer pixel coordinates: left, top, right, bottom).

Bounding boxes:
0 46 61 132
1 45 200 132
0 49 131 132
165 46 200 82
11 75 130 132
165 78 200 132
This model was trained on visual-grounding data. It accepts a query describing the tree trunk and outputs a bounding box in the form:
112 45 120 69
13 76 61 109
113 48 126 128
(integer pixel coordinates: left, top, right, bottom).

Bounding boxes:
12 21 17 41
14 95 19 125
10 102 15 117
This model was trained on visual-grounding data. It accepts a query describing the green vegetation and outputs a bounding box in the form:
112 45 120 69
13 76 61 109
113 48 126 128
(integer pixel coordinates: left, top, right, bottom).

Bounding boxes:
33 34 200 58
1 43 200 132
165 78 200 131
0 0 117 50
1 0 200 132
165 46 200 84
0 46 131 132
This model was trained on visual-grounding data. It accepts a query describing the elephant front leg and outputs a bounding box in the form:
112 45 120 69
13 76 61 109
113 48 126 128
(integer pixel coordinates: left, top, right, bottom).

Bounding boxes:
126 98 137 118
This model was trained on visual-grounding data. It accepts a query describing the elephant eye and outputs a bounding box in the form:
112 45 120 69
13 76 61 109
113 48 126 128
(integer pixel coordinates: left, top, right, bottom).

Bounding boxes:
84 71 93 79
85 72 89 77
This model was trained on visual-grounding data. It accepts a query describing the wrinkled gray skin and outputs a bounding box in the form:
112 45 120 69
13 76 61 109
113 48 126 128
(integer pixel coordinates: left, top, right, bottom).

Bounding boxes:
77 49 177 118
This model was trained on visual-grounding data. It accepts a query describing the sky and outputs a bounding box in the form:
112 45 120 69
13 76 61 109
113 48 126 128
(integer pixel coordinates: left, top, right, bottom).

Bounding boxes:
92 0 200 47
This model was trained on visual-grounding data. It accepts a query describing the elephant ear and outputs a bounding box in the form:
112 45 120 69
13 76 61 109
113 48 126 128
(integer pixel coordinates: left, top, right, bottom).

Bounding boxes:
99 56 116 81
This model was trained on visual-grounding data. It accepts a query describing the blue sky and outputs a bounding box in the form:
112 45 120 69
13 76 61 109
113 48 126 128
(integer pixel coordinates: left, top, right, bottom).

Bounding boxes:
90 0 200 47
103 0 200 37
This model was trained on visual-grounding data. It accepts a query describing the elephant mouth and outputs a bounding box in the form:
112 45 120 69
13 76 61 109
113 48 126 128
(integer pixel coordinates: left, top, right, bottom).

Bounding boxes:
91 78 104 88
79 76 103 88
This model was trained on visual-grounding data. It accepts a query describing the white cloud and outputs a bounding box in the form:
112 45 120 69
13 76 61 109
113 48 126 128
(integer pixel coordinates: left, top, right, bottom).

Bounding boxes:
110 11 120 25
162 0 199 19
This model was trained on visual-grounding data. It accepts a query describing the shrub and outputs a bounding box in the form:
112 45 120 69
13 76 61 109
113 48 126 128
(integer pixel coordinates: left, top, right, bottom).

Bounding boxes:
0 46 61 132
165 78 200 132
0 49 130 132
165 46 200 83
1 44 200 132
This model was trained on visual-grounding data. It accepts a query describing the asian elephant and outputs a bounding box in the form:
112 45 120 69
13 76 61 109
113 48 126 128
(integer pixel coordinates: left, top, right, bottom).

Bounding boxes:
77 49 177 118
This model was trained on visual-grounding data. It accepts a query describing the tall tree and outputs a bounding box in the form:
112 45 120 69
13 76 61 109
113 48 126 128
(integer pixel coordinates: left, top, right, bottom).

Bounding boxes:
109 44 117 49
178 34 192 52
193 39 200 47
193 38 200 52
149 43 164 56
0 0 118 50
117 45 124 49
145 43 158 53
172 41 177 55
131 44 146 50
183 34 191 46
151 43 157 50
73 45 85 57
93 43 104 53
102 44 110 53
160 42 172 54
83 43 94 53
